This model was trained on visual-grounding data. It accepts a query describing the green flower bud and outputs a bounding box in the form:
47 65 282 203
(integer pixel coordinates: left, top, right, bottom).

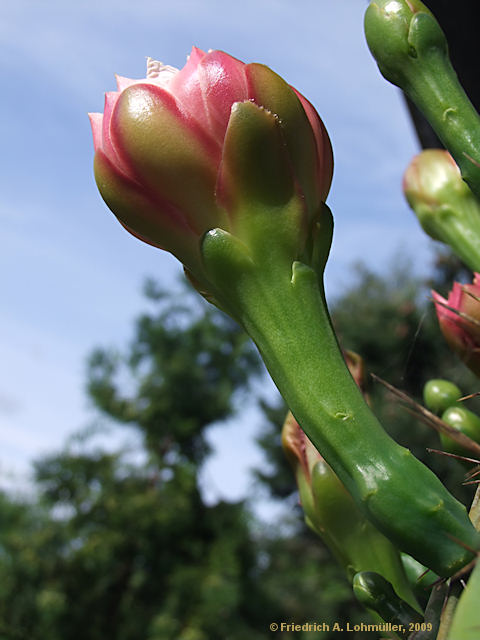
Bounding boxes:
423 378 462 415
282 413 419 609
404 151 480 271
353 572 424 636
364 0 440 87
440 405 480 458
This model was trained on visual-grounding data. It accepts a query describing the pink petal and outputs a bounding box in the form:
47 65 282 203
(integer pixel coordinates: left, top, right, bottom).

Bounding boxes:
168 46 210 127
190 46 207 61
293 89 333 202
447 281 464 309
115 74 140 92
169 49 248 145
102 92 121 159
110 83 223 233
198 50 249 144
88 112 103 151
432 289 451 319
111 82 221 174
95 149 196 238
102 91 131 175
432 289 465 345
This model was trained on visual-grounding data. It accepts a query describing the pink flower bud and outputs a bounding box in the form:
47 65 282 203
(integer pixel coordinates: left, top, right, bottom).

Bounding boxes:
432 274 480 375
89 49 333 281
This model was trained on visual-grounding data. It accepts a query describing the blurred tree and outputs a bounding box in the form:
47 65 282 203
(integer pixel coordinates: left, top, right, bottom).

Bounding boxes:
87 278 260 465
0 284 275 640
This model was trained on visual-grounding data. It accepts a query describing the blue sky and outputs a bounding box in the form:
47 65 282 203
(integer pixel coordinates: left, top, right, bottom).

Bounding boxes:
1 0 432 504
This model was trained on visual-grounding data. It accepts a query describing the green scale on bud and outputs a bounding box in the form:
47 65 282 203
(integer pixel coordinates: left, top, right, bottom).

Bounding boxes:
365 0 480 200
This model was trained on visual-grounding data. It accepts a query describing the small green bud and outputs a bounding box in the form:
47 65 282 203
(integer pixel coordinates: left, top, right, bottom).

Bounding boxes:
423 378 462 415
353 572 424 635
440 405 480 457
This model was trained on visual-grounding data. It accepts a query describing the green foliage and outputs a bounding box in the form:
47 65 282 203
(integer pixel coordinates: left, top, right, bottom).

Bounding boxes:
0 453 274 640
0 284 273 640
0 491 67 640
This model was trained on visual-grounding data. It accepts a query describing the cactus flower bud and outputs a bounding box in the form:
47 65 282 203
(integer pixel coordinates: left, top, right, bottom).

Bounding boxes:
403 150 480 271
91 49 479 580
282 413 419 609
364 0 441 87
353 572 423 634
343 350 369 399
89 48 333 287
423 378 462 415
440 405 480 458
432 274 480 376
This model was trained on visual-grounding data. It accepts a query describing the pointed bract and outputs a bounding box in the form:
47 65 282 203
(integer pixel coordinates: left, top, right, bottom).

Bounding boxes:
246 63 327 215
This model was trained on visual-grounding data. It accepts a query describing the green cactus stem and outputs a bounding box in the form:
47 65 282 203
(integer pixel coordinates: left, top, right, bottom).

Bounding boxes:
365 0 480 200
201 225 480 576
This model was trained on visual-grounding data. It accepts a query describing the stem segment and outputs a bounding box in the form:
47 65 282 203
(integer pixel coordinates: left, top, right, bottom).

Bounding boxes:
202 228 479 576
401 50 480 200
364 2 480 200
